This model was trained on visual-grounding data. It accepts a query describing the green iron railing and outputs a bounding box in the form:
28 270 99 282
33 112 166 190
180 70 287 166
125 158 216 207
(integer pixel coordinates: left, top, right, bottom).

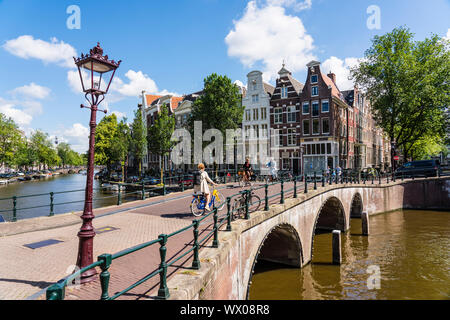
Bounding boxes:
42 169 441 300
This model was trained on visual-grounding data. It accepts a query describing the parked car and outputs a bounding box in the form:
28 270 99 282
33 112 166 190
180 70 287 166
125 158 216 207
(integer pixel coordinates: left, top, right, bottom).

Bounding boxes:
178 175 194 188
394 160 441 178
126 176 140 183
143 176 159 185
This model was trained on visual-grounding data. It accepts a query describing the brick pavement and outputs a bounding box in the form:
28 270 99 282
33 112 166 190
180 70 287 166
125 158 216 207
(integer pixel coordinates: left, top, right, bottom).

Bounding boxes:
0 180 295 300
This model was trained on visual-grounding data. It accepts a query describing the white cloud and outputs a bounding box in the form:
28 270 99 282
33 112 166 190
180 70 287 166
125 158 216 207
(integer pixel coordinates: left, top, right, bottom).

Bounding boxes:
322 56 360 91
266 0 312 11
234 80 245 88
61 123 90 153
111 111 127 120
3 35 77 68
0 98 33 126
115 70 158 96
225 1 316 81
445 28 450 41
10 82 51 100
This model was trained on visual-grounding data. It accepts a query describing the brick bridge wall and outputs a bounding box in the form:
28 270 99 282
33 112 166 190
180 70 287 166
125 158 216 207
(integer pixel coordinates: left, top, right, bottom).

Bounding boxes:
163 177 450 300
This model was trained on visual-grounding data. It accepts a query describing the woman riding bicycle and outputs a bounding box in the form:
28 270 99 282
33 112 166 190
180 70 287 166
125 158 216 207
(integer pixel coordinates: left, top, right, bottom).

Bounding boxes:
194 163 217 211
243 158 253 185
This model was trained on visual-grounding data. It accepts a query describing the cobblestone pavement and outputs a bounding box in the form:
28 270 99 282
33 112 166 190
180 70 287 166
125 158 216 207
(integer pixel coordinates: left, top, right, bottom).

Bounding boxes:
0 180 295 300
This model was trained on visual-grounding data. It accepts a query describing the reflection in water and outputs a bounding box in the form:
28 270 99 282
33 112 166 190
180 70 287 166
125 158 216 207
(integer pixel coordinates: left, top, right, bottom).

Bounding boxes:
249 210 450 300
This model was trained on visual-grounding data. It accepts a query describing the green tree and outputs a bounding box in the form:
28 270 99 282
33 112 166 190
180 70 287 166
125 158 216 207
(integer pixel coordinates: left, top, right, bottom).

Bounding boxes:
351 27 450 166
188 73 244 138
130 107 147 177
30 130 56 170
0 113 23 169
57 142 72 168
147 104 175 184
15 139 36 170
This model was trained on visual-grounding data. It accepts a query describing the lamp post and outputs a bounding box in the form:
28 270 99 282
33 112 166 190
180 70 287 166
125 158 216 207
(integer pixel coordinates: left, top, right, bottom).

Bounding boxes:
74 43 121 283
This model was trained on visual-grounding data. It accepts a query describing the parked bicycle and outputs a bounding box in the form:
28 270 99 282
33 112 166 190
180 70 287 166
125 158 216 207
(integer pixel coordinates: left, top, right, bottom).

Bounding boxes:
231 190 261 220
190 189 225 217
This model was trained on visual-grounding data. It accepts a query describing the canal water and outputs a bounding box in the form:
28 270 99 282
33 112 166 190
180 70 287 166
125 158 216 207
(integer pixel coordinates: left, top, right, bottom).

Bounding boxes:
249 210 450 300
0 173 138 222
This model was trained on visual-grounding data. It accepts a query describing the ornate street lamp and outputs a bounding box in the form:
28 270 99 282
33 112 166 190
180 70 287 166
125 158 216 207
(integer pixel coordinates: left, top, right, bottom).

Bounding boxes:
74 43 121 283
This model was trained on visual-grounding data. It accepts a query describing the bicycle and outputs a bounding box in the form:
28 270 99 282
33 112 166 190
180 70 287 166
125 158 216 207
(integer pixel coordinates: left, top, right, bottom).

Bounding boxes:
238 170 254 188
190 189 225 217
231 189 261 220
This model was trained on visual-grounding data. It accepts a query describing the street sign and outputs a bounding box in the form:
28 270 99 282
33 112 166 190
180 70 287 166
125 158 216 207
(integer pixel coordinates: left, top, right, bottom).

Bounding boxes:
394 156 399 161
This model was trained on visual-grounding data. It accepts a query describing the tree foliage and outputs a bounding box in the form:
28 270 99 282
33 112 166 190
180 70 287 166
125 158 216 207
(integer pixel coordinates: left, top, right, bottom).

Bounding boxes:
351 26 450 160
130 107 147 175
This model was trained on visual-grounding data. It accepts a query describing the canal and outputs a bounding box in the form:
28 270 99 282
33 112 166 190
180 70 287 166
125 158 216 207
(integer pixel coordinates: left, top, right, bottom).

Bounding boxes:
0 173 139 222
249 210 450 300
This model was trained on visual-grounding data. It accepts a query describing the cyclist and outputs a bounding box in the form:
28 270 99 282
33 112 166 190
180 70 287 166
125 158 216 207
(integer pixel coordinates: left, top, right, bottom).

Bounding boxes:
242 158 253 185
266 158 278 182
194 163 217 211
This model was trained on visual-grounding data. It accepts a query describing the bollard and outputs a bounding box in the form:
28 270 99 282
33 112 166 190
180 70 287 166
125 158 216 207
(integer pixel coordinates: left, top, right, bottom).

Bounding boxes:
117 184 122 205
361 212 370 236
392 172 396 182
49 192 54 217
98 254 112 300
387 173 390 184
157 234 170 299
332 230 342 265
280 179 284 204
12 196 17 222
372 175 374 185
142 181 146 200
245 190 250 220
181 175 185 192
226 197 232 231
379 174 381 185
163 177 167 195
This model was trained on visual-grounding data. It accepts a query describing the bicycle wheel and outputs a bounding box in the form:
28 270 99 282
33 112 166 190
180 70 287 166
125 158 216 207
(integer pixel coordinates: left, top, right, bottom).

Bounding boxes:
232 198 244 220
249 193 261 213
214 190 226 211
190 198 205 217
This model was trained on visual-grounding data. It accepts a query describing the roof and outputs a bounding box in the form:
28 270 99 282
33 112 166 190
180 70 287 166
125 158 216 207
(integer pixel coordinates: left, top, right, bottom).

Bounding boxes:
146 94 162 106
321 73 342 99
263 82 275 95
170 96 184 111
287 75 304 94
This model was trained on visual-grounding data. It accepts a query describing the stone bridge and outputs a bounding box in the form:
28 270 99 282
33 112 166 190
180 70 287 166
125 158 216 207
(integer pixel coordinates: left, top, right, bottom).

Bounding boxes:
164 177 450 300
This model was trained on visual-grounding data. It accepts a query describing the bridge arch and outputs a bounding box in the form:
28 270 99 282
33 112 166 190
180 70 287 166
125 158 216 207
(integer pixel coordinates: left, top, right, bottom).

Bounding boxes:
350 192 364 218
310 196 346 259
246 223 303 299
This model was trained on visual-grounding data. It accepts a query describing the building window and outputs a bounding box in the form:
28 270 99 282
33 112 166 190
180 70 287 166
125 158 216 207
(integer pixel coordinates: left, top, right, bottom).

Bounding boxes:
287 106 296 122
322 99 329 113
261 108 267 120
253 125 259 138
274 107 283 124
311 75 318 84
283 158 290 170
288 129 297 146
281 87 288 99
302 102 309 115
312 101 319 117
303 119 310 135
311 86 318 97
252 83 257 91
261 124 268 137
253 109 259 121
252 94 259 103
274 129 282 147
313 119 320 135
322 118 330 134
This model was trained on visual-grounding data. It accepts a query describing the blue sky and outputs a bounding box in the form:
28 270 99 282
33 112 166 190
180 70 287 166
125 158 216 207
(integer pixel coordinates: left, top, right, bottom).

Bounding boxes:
0 0 449 152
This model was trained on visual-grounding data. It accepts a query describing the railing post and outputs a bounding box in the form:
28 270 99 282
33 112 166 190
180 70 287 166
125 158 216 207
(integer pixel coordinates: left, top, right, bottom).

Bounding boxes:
314 172 317 190
335 170 338 185
46 282 65 300
245 190 250 220
265 184 269 210
392 172 396 182
49 192 54 217
142 181 146 200
12 196 17 222
304 174 308 194
293 177 298 199
181 174 185 192
387 173 390 183
280 179 284 204
157 234 170 299
379 173 382 185
212 208 219 248
322 170 325 187
372 175 374 185
98 253 112 300
117 184 122 205
192 221 201 270
226 197 232 231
